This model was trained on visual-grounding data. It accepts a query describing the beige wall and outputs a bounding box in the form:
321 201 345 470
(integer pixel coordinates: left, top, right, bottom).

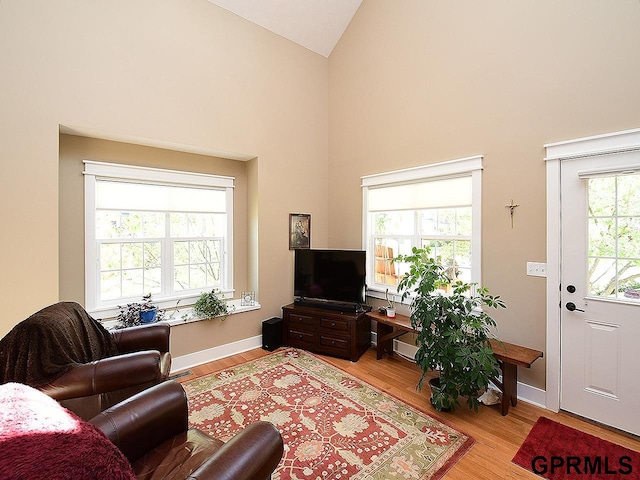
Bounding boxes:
0 0 329 352
328 0 640 389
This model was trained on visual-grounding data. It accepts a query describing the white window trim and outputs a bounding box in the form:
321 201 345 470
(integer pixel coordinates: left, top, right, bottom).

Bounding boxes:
361 155 483 301
83 160 234 318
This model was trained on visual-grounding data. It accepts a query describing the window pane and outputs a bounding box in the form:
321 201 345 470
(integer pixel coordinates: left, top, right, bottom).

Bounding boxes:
172 239 222 291
456 207 472 236
122 269 143 298
588 177 616 217
100 271 121 300
174 242 189 265
373 212 414 235
588 258 616 297
174 265 189 291
587 175 640 301
419 207 472 236
438 209 457 236
373 238 411 287
143 242 161 268
190 266 207 289
619 260 640 299
100 243 121 271
170 213 226 238
454 240 472 268
122 243 143 269
617 174 640 216
588 218 615 257
618 218 640 258
419 210 438 235
144 267 162 294
96 212 164 239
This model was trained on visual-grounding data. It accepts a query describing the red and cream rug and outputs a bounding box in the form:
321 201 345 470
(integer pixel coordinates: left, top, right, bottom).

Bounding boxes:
184 348 474 480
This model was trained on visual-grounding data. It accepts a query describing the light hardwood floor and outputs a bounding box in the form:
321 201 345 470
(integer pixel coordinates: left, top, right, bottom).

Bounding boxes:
176 347 640 479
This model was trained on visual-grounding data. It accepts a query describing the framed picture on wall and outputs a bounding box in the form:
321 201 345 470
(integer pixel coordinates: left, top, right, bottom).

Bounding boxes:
289 213 311 249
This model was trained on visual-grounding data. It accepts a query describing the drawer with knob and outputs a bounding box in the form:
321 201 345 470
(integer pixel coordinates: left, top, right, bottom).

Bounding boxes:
319 334 348 355
319 317 348 332
287 328 316 349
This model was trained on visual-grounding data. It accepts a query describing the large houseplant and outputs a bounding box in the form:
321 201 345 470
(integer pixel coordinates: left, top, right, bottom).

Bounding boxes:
394 247 506 412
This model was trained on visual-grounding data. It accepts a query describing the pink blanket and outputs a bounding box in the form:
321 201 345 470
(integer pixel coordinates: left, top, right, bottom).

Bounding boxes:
0 382 135 479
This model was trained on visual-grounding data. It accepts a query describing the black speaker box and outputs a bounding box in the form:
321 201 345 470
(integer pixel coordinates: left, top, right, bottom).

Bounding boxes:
262 317 282 351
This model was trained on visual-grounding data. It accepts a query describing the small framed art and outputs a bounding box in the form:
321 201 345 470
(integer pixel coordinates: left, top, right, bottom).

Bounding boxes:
289 213 311 249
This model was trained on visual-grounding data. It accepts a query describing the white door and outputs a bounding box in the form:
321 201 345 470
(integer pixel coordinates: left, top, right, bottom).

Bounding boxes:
561 150 640 436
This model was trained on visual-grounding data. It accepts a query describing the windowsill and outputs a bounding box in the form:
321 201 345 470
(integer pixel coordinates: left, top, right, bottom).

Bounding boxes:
102 299 261 330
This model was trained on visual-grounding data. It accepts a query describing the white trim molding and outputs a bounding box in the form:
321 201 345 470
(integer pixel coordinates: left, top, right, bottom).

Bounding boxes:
544 127 640 413
171 335 262 374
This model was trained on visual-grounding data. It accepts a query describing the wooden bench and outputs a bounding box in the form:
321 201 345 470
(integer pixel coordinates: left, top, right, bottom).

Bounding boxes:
366 310 543 416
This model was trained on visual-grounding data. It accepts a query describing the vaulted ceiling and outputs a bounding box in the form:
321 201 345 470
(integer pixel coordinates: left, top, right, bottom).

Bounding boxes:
207 0 362 57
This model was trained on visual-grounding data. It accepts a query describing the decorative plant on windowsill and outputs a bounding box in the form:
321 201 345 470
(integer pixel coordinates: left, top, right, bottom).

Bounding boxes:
116 293 165 329
393 247 506 412
193 289 234 321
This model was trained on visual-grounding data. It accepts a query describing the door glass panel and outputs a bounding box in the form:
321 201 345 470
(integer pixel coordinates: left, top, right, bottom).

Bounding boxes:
587 174 640 300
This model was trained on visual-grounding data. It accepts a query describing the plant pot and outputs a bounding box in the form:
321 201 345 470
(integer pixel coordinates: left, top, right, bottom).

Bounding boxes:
140 308 157 324
428 377 451 412
386 308 396 318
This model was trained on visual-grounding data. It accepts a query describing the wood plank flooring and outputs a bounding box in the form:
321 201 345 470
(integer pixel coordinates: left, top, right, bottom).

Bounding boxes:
176 347 640 479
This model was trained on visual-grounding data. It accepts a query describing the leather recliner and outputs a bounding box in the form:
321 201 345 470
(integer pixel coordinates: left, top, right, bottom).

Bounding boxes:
90 380 284 480
0 301 171 420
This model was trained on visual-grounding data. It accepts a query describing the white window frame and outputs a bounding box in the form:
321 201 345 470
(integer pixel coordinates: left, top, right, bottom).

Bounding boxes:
83 161 234 317
361 155 483 300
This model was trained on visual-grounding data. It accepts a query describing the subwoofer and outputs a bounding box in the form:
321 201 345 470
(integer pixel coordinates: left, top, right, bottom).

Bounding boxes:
262 317 282 351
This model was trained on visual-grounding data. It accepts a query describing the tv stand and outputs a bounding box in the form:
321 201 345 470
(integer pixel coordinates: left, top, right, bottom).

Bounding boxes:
293 297 370 313
282 303 371 362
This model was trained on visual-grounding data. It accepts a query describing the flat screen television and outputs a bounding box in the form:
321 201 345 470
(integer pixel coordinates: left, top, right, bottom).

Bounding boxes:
294 249 366 306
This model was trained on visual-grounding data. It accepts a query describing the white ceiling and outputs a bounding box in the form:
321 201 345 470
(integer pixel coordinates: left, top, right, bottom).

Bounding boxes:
208 0 362 57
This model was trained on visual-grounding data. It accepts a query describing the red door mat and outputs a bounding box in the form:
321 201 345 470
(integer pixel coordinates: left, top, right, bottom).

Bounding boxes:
512 417 640 479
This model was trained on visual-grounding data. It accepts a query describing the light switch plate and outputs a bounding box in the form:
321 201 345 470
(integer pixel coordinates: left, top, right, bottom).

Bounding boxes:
527 262 547 277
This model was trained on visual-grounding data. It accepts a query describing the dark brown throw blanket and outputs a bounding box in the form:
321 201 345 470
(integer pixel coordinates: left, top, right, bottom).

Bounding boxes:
0 302 118 387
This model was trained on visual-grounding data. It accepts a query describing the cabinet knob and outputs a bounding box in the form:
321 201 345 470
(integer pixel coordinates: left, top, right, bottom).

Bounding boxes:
331 322 336 327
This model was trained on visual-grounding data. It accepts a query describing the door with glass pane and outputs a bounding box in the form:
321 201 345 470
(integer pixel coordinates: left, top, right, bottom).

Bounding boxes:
561 151 640 436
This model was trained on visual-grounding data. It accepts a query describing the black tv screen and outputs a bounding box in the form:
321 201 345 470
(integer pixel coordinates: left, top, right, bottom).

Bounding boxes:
294 249 366 305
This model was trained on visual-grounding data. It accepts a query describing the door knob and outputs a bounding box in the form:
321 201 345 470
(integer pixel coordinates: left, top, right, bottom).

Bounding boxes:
567 285 576 293
566 302 585 312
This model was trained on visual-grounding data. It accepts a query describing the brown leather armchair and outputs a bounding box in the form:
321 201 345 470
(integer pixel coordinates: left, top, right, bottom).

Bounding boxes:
0 302 171 420
90 380 284 480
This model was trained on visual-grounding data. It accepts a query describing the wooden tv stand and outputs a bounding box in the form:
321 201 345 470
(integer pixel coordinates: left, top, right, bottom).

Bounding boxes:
282 303 371 362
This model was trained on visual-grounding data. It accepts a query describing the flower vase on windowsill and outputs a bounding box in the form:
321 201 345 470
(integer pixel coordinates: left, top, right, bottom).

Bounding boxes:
140 308 158 323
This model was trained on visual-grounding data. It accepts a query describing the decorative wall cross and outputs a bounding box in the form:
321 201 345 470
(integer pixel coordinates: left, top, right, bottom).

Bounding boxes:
505 199 520 228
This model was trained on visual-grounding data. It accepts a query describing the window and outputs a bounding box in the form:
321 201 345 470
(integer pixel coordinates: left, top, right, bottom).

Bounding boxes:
362 156 482 297
586 172 640 300
84 161 234 315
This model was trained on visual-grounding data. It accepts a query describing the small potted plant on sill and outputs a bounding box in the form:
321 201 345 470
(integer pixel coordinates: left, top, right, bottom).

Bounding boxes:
116 293 165 329
393 247 506 412
193 289 233 321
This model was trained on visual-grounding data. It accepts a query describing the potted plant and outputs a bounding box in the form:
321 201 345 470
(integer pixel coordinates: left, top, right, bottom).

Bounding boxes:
193 289 233 320
394 247 506 412
385 289 396 318
116 293 165 329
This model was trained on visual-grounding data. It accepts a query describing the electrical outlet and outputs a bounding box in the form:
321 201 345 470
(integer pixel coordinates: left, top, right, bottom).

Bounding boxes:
527 262 547 277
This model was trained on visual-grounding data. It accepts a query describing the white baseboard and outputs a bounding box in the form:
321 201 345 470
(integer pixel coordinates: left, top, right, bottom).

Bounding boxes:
171 335 263 373
371 333 548 409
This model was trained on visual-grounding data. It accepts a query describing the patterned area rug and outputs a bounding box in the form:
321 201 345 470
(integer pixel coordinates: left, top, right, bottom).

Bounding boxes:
184 348 474 480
